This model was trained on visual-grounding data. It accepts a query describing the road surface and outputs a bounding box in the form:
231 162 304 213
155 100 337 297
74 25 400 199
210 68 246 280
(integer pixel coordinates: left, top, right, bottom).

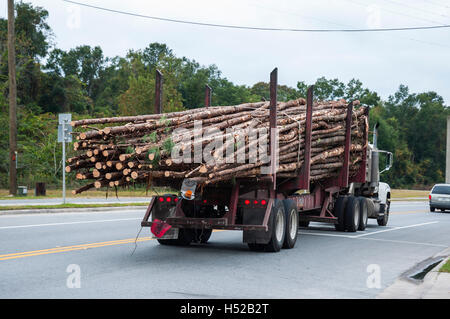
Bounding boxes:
0 201 448 298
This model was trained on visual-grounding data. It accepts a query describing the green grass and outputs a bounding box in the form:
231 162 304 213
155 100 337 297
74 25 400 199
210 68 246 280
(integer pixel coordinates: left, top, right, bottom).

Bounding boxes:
391 189 429 199
0 187 176 200
440 259 450 273
0 202 148 211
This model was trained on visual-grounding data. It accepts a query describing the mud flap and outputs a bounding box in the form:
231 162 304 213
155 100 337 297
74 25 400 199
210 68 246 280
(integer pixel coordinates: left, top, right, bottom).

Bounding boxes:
242 208 272 244
151 219 172 238
151 202 179 239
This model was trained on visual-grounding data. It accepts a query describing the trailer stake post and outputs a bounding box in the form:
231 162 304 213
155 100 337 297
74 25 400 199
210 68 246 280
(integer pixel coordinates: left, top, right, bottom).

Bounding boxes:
338 102 354 187
269 68 278 191
155 69 163 114
298 85 313 190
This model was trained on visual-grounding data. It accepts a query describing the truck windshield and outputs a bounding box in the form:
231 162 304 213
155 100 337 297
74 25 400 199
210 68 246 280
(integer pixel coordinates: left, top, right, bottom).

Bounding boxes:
432 185 450 195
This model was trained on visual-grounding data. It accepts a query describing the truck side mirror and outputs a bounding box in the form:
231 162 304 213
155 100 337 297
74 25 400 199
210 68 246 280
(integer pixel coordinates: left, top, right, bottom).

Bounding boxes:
379 151 393 174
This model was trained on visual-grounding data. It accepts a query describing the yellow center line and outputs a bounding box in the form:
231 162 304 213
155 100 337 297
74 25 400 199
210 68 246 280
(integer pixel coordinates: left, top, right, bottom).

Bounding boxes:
0 229 227 261
0 237 153 261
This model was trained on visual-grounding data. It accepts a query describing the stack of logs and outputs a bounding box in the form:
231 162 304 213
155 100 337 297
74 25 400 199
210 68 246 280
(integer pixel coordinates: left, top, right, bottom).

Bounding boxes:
68 98 368 194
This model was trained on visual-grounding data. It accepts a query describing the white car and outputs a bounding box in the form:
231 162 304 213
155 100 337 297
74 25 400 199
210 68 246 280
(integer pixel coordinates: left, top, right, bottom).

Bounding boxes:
429 184 450 212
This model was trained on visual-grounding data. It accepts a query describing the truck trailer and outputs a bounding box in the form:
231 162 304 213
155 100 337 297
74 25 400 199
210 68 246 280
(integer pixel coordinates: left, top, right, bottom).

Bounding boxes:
141 68 393 252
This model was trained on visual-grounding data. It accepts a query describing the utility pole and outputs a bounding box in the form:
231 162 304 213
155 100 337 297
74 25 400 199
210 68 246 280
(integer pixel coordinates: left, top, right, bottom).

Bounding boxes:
8 0 17 196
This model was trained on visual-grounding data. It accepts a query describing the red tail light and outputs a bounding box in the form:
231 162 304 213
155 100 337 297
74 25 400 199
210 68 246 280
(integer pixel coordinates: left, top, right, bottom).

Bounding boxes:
203 199 207 204
429 195 431 200
261 199 267 205
166 197 171 202
158 197 164 202
174 197 179 202
254 200 258 204
244 200 250 205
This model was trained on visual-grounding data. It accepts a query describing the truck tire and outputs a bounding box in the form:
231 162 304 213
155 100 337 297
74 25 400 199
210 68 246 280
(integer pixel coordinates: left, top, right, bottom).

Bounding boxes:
248 200 286 252
345 196 360 232
193 229 213 244
358 197 369 231
157 228 194 246
333 196 348 231
377 202 390 226
282 199 298 249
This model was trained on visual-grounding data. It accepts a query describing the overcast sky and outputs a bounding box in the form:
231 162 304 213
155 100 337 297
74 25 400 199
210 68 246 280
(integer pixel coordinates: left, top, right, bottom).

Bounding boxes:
2 0 450 103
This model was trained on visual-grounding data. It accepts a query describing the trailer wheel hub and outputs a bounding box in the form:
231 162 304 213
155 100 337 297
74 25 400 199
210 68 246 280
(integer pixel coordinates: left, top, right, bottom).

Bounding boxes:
275 209 285 242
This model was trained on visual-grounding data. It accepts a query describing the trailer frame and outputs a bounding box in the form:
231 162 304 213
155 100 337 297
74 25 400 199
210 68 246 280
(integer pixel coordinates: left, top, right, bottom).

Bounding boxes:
141 68 368 236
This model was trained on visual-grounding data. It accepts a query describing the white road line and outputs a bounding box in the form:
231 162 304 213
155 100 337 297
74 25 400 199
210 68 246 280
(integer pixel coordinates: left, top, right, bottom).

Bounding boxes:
299 232 354 238
299 231 448 247
353 221 438 238
300 221 440 242
357 237 448 248
0 217 141 229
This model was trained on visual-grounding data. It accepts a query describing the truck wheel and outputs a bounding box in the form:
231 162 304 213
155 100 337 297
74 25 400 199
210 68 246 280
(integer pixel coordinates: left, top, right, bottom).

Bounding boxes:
193 229 213 244
157 228 194 246
377 202 390 226
248 200 286 252
345 196 360 232
358 197 369 231
282 199 298 249
333 196 348 231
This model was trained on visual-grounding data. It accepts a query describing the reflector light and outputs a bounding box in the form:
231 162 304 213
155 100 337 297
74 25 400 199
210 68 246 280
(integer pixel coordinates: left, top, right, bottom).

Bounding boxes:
254 200 258 204
174 197 179 202
166 197 171 202
158 197 164 202
244 200 250 205
261 200 267 205
203 199 207 204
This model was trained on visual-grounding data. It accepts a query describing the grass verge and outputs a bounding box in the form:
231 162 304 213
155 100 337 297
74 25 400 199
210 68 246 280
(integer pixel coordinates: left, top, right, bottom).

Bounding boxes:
391 189 429 199
0 187 175 200
0 202 148 211
439 259 450 273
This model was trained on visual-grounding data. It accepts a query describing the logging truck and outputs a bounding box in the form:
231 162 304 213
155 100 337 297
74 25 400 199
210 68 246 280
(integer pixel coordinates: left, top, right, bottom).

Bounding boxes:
140 69 393 252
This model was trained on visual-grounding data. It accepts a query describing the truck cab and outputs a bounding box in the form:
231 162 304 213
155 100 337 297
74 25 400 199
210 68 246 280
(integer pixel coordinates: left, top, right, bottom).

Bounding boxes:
351 123 393 226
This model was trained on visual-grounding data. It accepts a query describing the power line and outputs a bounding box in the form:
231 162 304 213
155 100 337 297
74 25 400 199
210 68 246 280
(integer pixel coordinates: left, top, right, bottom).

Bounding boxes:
62 0 450 32
382 0 450 22
347 0 445 26
344 0 450 48
421 0 450 10
249 0 450 48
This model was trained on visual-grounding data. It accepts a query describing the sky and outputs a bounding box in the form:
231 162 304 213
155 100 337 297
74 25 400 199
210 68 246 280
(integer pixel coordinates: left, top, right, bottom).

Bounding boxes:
1 0 450 103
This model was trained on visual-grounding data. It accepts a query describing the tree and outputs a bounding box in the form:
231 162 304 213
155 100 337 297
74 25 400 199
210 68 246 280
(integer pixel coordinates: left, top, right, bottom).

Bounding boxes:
251 82 300 102
297 77 380 107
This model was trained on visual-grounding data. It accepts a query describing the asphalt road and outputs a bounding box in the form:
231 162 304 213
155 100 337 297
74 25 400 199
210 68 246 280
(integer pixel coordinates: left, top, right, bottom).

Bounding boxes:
0 201 448 299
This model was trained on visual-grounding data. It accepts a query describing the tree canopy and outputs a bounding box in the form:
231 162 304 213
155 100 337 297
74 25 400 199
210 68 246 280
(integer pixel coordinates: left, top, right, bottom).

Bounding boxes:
0 1 448 189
